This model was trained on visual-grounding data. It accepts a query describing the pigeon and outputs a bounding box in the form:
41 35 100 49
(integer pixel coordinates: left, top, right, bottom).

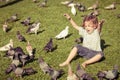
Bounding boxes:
7 14 18 22
26 22 40 35
11 64 36 77
38 57 51 74
87 0 99 10
76 3 86 12
37 0 47 7
0 39 13 51
5 64 15 74
12 52 21 66
104 65 119 80
16 31 26 42
55 26 69 39
26 41 33 56
104 2 116 10
68 3 77 16
43 38 53 53
21 17 31 26
97 71 106 80
3 21 9 32
67 64 79 80
19 54 29 66
61 0 73 6
48 68 64 80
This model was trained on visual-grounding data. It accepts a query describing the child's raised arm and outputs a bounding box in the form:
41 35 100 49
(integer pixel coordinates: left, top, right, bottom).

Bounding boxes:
97 19 105 34
64 13 80 31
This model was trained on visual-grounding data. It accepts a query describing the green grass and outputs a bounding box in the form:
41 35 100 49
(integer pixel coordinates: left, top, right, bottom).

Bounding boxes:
0 0 120 80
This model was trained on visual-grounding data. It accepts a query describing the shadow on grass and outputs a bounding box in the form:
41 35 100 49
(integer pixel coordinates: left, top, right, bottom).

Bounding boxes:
0 0 23 8
101 39 111 51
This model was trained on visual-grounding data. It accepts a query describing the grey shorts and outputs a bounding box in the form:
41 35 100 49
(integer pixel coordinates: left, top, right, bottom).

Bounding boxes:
74 44 104 59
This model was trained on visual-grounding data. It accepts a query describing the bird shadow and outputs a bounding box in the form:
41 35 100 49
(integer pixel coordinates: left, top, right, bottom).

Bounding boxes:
33 48 36 55
51 44 58 52
37 29 45 34
0 0 23 8
101 39 111 51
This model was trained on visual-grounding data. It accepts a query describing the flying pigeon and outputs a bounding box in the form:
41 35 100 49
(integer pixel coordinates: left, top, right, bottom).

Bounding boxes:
55 26 69 39
68 3 77 16
38 57 51 74
16 31 26 42
3 21 9 32
21 17 31 26
7 14 18 22
43 38 53 53
87 0 99 10
104 2 116 10
0 39 13 51
67 64 79 80
26 22 40 35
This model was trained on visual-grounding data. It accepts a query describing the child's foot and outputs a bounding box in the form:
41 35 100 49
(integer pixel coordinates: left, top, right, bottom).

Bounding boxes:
59 62 69 67
81 63 87 69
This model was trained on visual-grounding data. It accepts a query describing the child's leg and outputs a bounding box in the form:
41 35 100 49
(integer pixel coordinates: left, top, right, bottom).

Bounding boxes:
59 47 78 67
82 53 102 68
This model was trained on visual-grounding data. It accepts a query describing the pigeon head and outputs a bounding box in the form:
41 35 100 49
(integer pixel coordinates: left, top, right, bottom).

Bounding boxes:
97 71 106 79
66 26 69 29
17 31 20 35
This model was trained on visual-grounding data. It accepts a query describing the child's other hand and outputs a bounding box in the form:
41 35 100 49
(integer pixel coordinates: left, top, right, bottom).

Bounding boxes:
64 13 71 20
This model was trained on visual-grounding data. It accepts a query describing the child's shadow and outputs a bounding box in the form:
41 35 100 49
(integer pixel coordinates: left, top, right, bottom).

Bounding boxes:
101 39 111 51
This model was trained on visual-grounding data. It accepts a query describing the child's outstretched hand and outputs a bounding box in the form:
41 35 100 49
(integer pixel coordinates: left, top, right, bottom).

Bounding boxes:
64 13 71 20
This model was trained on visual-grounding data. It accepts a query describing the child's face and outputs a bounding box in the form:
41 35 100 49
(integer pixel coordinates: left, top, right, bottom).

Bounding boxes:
84 21 97 34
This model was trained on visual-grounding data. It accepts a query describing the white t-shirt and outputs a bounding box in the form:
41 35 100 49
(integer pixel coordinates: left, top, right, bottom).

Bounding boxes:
79 27 102 51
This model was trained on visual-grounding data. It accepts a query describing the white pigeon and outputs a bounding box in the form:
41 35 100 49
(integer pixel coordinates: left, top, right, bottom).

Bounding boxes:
55 26 69 39
30 22 41 35
68 3 76 16
0 39 13 51
104 2 116 10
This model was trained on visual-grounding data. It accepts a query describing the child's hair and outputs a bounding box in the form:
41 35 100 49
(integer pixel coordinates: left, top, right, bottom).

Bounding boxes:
82 15 98 28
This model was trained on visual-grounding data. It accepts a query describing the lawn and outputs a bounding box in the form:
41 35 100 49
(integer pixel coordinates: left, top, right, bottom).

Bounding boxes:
0 0 120 80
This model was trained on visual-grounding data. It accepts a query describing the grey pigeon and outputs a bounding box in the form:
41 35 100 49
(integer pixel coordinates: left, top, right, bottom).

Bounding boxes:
104 65 119 80
21 17 31 26
38 57 51 74
19 54 29 66
48 68 64 80
16 31 26 42
7 14 18 22
37 0 47 7
7 77 13 80
97 71 106 80
5 64 14 74
11 64 36 77
43 38 53 53
76 3 86 12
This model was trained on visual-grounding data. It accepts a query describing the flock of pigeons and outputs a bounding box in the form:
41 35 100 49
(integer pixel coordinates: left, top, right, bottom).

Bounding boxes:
0 0 120 80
